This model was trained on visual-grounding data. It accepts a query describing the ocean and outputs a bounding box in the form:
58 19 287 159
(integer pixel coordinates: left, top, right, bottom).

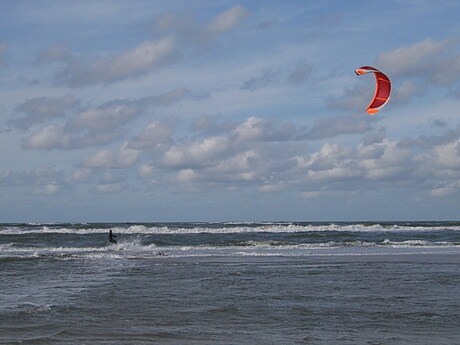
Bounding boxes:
1 221 459 344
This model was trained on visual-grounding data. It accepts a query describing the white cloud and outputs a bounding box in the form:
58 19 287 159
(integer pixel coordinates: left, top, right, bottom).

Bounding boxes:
57 37 177 86
95 182 127 194
432 139 460 169
307 166 359 181
22 125 70 150
150 5 249 45
83 143 140 169
177 168 198 182
430 181 460 197
35 44 72 64
205 6 250 37
129 121 173 150
5 1 460 220
232 117 297 142
233 117 266 141
22 124 120 150
67 168 92 184
68 102 140 132
17 88 193 151
0 167 64 187
49 6 249 87
376 38 456 77
33 183 60 196
139 163 155 178
294 139 419 189
209 150 259 175
163 136 230 169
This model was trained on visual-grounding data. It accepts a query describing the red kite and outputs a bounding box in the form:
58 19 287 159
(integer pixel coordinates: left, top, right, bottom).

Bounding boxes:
355 66 391 115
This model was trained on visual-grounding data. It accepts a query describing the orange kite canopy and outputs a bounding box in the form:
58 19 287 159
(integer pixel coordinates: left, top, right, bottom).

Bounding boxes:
354 66 391 115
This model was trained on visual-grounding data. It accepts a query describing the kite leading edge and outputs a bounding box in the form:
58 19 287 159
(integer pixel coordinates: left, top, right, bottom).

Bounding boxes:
355 66 391 115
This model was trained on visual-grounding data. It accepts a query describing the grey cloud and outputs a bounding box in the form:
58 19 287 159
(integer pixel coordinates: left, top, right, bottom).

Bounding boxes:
70 132 122 149
93 173 129 194
293 139 416 192
159 114 372 178
241 69 280 91
398 125 460 149
432 53 460 85
82 143 140 169
143 87 191 106
150 10 198 40
288 61 312 85
66 168 92 185
94 181 128 194
65 87 190 133
64 114 460 199
0 166 64 187
257 19 281 30
375 38 456 78
192 115 237 135
328 82 373 112
375 38 460 95
12 95 79 129
67 101 142 132
48 6 249 87
128 121 173 150
35 45 72 65
22 125 71 150
19 88 190 151
0 43 7 68
431 118 448 128
240 60 311 93
22 125 121 150
391 80 428 107
310 13 342 28
361 128 386 146
162 136 231 169
151 6 249 43
56 37 177 87
305 114 377 140
231 117 297 142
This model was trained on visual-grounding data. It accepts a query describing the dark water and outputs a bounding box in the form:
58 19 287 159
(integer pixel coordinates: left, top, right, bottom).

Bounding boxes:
1 222 459 344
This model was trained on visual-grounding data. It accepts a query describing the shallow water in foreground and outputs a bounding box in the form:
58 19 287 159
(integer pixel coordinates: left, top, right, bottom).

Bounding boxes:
1 222 459 344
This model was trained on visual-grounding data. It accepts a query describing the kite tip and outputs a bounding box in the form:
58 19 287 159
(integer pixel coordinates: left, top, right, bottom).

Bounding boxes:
366 108 379 115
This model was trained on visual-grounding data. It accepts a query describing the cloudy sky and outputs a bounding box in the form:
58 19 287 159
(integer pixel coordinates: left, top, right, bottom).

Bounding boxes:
1 0 460 222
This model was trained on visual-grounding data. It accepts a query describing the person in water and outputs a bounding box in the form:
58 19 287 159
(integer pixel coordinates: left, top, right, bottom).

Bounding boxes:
108 230 117 243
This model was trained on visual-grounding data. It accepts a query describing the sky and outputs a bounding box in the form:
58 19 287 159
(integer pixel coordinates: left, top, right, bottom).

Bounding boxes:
1 0 460 222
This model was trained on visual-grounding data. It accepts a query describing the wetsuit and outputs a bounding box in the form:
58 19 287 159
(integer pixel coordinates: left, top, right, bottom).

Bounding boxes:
108 231 117 243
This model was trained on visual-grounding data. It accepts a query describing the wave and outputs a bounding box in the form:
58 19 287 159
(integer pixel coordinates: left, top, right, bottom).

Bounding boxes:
0 238 165 260
1 238 459 262
2 222 460 235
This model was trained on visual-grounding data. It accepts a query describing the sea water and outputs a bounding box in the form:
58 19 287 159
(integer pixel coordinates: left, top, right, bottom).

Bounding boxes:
1 222 459 344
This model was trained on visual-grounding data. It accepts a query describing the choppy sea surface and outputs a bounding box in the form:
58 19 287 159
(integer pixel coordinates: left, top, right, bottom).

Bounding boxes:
1 221 459 344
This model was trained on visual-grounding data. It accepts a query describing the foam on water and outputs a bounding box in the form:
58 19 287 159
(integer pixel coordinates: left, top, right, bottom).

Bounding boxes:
2 222 460 235
1 222 459 261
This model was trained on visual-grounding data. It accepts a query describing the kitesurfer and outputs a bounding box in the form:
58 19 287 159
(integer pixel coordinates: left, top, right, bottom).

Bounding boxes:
108 230 117 243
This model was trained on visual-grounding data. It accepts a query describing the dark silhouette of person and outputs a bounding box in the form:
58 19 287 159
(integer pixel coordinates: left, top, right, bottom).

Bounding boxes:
108 230 117 243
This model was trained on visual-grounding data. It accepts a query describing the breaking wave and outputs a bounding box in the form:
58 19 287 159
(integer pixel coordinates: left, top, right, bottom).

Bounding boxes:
2 222 460 235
